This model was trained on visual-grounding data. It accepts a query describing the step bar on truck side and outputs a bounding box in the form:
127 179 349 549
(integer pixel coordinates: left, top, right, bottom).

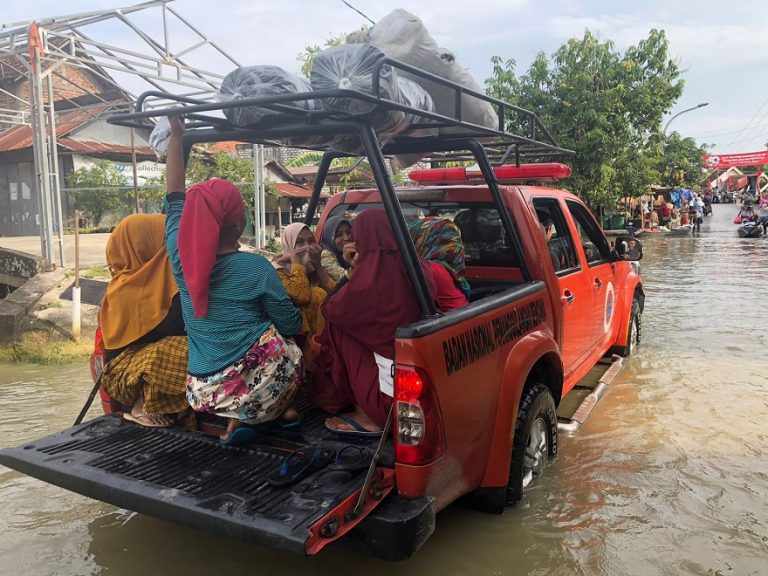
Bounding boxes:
0 415 397 555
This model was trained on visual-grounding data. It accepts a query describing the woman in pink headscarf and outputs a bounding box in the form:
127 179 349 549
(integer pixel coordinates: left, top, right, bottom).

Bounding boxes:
164 117 303 445
273 223 336 340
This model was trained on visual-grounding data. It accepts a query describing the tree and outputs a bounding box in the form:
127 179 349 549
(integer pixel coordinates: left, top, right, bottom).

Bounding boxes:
486 30 686 208
66 160 129 226
656 132 706 188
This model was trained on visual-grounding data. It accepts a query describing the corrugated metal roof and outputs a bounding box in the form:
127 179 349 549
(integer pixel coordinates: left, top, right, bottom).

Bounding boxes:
0 104 110 152
273 182 327 199
58 138 155 159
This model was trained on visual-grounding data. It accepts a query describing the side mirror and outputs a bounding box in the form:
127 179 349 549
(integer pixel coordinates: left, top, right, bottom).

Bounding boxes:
614 235 643 261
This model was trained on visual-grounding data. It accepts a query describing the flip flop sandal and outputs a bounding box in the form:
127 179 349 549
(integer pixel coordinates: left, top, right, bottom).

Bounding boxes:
328 445 375 472
123 411 172 428
267 446 335 488
325 414 383 438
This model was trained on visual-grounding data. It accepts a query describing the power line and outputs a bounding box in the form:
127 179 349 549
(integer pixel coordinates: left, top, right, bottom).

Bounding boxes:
340 0 376 25
722 94 768 147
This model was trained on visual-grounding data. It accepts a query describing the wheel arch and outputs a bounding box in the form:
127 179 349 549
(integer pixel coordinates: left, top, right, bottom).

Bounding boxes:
478 330 563 492
614 278 644 351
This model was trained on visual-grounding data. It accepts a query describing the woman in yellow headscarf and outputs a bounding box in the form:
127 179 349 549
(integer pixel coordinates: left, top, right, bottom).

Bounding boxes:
98 214 189 428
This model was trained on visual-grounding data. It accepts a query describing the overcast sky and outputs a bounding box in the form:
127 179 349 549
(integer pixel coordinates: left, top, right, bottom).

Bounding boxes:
5 0 768 152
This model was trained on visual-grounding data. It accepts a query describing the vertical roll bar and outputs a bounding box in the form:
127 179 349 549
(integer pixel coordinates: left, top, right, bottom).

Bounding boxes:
304 152 339 225
358 124 437 318
466 139 531 282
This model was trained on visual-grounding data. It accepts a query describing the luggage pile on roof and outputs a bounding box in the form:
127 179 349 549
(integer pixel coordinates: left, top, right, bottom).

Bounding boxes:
151 10 495 165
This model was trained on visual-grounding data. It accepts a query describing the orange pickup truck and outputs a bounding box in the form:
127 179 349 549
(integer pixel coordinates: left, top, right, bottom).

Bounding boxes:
0 68 643 561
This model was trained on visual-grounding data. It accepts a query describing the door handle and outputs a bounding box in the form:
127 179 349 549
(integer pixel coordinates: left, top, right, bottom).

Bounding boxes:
594 278 603 289
562 289 575 304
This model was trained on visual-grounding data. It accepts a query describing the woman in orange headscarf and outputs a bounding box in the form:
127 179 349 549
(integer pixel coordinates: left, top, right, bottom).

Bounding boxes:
98 214 189 428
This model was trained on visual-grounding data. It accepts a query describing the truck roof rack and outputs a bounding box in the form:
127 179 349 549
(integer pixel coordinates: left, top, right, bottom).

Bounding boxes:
107 57 571 319
107 57 573 161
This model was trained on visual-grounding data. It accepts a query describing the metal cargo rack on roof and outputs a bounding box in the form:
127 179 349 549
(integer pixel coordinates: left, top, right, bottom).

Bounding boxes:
107 57 574 319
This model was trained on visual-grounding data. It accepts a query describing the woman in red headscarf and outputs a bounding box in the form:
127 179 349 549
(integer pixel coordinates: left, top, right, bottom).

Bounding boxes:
310 209 434 435
164 117 303 445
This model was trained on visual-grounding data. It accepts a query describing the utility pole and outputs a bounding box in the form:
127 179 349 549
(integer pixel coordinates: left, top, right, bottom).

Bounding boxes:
131 127 139 213
46 72 65 267
252 144 266 248
28 23 55 267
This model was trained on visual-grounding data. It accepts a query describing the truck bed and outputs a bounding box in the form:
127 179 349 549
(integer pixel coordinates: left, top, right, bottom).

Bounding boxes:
0 403 395 555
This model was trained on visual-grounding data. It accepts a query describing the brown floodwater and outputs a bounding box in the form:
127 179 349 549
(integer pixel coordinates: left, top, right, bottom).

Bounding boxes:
1 203 766 575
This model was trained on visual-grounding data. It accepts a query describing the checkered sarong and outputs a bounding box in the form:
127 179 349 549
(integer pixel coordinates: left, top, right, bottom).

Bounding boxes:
100 336 189 414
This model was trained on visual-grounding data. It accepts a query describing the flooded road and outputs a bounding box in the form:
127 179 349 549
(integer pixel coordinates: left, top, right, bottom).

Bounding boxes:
1 203 766 575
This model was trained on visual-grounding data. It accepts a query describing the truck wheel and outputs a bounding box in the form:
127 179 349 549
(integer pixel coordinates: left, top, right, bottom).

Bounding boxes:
507 383 557 505
617 297 642 357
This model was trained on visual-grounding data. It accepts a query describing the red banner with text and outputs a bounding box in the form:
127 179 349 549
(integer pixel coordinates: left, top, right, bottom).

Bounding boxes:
703 151 768 170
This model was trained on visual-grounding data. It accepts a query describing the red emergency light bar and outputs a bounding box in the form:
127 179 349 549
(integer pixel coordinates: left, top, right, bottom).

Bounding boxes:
409 163 572 184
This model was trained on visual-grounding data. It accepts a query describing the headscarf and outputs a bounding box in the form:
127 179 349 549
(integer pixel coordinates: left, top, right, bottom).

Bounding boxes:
321 215 352 270
274 222 310 272
99 214 178 350
408 217 471 297
178 178 245 318
323 209 434 357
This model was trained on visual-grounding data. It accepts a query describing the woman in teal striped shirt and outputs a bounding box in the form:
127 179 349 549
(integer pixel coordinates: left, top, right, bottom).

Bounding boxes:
164 116 303 443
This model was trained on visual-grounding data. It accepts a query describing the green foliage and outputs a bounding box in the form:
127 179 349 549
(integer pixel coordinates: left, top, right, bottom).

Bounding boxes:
486 30 688 207
66 160 129 225
656 132 706 188
297 34 346 78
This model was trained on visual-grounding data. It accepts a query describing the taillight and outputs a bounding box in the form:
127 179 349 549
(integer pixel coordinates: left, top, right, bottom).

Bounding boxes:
394 365 445 465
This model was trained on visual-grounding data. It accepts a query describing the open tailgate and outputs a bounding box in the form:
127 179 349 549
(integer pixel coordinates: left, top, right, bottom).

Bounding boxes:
0 415 393 555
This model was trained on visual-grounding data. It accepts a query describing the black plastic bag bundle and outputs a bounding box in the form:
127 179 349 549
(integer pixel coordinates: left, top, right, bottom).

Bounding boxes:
310 43 434 155
218 65 316 127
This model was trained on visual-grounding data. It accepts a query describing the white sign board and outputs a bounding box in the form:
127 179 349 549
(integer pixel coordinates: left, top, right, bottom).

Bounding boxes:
72 154 165 186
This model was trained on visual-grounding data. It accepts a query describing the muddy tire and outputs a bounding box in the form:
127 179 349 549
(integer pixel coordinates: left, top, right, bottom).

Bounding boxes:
617 297 642 357
506 383 558 506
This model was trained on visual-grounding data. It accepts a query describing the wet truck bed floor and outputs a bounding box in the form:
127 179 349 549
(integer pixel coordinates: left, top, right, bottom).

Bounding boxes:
0 407 394 555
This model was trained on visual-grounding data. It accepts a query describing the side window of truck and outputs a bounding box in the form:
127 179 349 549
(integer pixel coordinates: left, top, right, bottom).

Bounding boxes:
532 198 580 275
328 202 520 267
566 201 612 266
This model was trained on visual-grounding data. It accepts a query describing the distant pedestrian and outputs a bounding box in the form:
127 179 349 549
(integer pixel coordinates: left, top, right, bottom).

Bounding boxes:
693 195 704 233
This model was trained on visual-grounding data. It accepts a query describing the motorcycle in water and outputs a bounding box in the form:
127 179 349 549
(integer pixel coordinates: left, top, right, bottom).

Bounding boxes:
737 221 764 238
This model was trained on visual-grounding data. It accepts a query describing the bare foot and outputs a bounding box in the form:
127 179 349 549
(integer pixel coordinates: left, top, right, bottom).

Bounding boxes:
124 411 173 428
221 418 240 441
281 407 300 423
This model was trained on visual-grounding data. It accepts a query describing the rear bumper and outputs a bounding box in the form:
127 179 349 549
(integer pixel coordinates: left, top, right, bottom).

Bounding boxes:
354 494 436 561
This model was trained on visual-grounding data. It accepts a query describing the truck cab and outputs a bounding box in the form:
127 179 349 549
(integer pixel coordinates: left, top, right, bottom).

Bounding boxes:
0 61 643 560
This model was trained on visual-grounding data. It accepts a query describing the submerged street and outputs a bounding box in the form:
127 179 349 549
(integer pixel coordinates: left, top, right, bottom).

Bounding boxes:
0 203 765 576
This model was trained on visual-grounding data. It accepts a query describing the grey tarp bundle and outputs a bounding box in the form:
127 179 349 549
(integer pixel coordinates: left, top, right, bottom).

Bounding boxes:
365 9 499 134
218 65 317 126
309 43 434 155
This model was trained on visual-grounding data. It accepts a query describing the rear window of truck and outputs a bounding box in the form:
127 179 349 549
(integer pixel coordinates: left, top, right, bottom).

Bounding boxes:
327 202 521 268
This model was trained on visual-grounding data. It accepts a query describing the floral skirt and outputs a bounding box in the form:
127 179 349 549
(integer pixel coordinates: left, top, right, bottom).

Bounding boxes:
186 326 303 424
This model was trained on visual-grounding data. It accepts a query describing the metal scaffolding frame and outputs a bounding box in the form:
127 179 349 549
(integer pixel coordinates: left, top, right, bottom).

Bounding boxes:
0 0 240 267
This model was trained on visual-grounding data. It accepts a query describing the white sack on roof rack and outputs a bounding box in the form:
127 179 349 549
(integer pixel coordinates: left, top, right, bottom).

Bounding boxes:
218 65 317 127
310 43 434 157
149 117 171 159
366 9 499 135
